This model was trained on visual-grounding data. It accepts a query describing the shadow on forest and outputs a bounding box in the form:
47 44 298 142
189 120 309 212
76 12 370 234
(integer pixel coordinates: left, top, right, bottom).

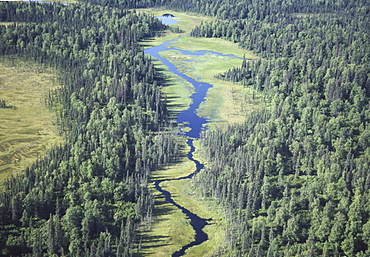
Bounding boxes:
155 73 189 120
166 103 185 119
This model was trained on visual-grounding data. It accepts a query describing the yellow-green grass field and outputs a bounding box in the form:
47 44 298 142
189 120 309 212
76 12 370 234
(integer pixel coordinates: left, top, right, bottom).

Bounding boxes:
135 155 196 257
161 179 226 257
0 22 21 27
0 57 63 183
148 58 195 119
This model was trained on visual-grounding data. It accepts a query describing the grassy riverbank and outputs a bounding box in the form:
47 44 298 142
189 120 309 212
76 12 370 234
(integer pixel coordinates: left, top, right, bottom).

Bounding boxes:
158 48 261 124
135 139 227 256
148 57 194 120
139 8 261 125
138 8 217 119
0 57 63 183
135 153 196 256
161 178 227 256
137 9 261 256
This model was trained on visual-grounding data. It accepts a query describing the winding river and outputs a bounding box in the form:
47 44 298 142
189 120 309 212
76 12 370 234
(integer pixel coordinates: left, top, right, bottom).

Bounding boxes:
144 19 241 256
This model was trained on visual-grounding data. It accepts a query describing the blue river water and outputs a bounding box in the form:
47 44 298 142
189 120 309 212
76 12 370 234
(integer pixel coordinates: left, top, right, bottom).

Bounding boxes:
144 38 240 256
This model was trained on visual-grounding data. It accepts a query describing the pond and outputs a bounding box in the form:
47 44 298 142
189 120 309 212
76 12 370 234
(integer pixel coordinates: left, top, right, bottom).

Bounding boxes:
155 15 179 25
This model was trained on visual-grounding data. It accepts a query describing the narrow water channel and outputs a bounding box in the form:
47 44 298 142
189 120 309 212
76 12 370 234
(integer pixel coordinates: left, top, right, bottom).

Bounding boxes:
144 37 237 256
153 139 211 257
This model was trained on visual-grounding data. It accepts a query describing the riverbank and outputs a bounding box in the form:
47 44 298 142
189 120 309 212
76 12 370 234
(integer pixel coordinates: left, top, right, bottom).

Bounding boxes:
157 46 261 125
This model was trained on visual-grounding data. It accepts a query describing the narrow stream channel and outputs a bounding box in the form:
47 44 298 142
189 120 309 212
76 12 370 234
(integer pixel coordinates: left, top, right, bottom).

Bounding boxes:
144 37 238 256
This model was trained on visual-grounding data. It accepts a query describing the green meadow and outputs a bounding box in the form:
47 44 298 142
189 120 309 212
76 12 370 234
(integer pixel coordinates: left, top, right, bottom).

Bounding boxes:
0 57 63 183
147 57 194 119
137 9 261 256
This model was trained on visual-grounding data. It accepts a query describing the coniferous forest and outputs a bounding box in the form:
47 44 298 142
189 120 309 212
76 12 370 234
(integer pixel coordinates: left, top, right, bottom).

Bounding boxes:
1 0 369 256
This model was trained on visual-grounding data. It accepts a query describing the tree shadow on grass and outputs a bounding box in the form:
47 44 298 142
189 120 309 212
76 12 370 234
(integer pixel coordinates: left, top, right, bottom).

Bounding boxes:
133 201 173 256
139 31 167 48
133 234 170 256
153 201 175 218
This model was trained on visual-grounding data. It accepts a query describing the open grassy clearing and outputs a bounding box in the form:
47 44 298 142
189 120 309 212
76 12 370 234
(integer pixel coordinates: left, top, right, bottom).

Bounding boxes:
168 36 257 59
150 58 194 119
198 80 263 125
180 139 228 256
0 22 24 27
0 57 63 183
159 50 243 78
161 178 226 256
292 12 336 18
